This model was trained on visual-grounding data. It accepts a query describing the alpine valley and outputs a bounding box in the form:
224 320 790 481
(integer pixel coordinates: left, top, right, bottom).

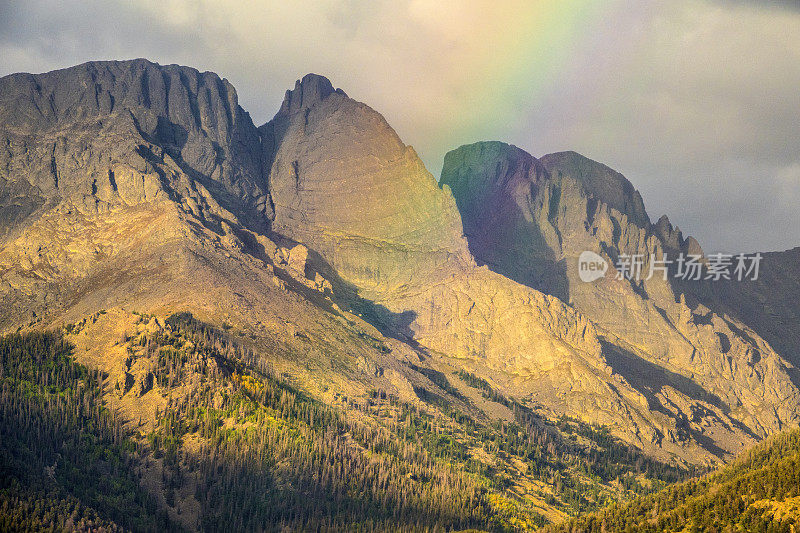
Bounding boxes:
1 59 798 532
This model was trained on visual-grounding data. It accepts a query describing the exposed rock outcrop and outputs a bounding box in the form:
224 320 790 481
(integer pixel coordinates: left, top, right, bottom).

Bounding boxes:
442 141 800 456
0 59 270 233
258 78 754 461
260 73 471 293
1 61 797 466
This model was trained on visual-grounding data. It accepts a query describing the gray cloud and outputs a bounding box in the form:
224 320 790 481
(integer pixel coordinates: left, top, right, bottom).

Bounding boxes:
501 1 800 253
713 0 800 11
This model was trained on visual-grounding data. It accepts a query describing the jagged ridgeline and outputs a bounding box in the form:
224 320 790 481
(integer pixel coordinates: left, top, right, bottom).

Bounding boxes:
3 58 799 467
2 59 800 531
0 317 687 532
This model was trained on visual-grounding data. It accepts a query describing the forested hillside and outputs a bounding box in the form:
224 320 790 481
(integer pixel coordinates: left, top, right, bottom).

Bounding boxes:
545 426 800 532
0 332 167 531
0 315 689 531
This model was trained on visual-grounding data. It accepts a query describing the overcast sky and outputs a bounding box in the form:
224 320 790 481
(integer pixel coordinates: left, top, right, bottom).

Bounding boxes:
0 0 798 253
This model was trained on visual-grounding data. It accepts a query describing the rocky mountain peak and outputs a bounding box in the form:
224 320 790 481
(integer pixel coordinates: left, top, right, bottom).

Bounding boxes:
0 59 243 135
441 141 549 196
653 214 706 257
439 141 552 289
540 151 650 228
260 74 469 292
653 214 682 250
0 58 270 233
277 73 347 117
442 140 800 458
2 59 799 472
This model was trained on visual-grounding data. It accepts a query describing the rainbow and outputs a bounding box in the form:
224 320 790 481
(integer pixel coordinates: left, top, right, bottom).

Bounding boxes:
431 0 657 164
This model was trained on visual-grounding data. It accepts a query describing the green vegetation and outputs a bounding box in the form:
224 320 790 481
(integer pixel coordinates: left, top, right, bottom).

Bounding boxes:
141 313 493 531
545 427 800 532
0 318 698 532
124 314 694 530
0 332 168 531
449 371 689 514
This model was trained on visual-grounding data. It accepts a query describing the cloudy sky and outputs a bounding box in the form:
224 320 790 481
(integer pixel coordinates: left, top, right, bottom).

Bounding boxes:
1 0 798 253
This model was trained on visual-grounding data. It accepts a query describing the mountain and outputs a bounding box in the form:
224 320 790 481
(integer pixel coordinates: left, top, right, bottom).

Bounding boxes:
0 58 269 229
441 141 800 460
705 247 800 368
2 315 693 530
0 59 798 530
257 73 693 461
545 426 800 532
261 72 469 291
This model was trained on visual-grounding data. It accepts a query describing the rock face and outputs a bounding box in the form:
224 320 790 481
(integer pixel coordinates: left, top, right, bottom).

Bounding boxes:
258 78 800 461
1 60 798 466
440 142 565 298
539 151 650 228
705 247 800 368
0 59 270 233
259 77 671 452
442 141 800 455
260 73 470 293
0 59 282 340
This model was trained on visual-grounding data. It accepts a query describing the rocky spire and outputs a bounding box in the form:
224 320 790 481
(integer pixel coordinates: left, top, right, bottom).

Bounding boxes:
277 73 346 117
